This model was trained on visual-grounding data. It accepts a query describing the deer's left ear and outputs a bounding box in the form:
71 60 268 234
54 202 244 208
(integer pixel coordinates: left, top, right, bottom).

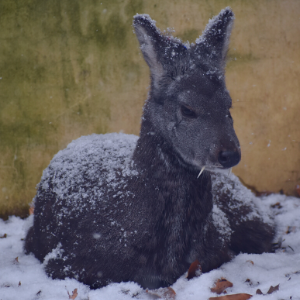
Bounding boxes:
133 14 166 87
194 8 234 69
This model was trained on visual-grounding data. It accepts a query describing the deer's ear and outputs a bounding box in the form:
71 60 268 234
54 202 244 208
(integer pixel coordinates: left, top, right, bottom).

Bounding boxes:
133 14 165 86
195 8 234 69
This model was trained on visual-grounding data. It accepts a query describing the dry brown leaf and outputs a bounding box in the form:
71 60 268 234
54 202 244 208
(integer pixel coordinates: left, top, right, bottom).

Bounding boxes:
163 287 176 299
246 260 254 265
187 259 202 280
211 278 233 294
267 284 279 294
68 288 78 300
256 289 263 295
286 226 296 234
209 293 252 300
0 233 7 238
29 206 34 215
256 284 279 295
271 202 282 209
146 287 176 299
14 257 19 264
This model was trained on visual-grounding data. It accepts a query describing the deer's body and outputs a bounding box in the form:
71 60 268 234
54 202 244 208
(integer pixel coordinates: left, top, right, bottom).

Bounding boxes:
25 9 274 289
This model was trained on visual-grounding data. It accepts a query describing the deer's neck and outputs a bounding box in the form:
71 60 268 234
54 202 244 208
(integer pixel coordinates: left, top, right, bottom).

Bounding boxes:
133 112 212 209
133 114 188 176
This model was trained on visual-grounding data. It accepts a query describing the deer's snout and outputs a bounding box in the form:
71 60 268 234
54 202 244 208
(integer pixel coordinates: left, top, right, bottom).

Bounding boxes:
218 150 241 168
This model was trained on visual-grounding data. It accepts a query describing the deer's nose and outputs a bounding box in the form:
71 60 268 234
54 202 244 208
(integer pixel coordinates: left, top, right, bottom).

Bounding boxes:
218 150 241 168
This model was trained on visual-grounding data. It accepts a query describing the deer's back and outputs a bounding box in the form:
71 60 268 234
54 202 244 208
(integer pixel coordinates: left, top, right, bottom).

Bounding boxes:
25 133 154 285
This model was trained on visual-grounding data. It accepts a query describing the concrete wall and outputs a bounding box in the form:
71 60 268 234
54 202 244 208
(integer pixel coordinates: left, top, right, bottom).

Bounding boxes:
0 0 299 218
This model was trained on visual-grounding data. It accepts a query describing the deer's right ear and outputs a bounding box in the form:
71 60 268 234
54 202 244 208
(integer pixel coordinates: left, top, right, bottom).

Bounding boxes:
133 15 165 86
194 8 234 70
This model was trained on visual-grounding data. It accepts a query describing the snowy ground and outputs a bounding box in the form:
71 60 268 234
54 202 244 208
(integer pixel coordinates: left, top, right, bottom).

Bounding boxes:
1 193 300 300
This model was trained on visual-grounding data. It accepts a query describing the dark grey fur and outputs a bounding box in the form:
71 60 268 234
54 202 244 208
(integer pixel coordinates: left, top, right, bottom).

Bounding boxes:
25 8 274 289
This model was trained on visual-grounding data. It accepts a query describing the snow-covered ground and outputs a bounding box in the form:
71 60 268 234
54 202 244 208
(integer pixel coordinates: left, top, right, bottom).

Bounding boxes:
1 193 300 300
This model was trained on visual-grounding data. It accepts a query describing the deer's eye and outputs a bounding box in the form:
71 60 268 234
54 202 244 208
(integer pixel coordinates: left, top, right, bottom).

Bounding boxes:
181 105 197 118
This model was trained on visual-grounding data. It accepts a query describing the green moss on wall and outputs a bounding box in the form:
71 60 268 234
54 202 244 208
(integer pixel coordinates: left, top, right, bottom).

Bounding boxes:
0 0 136 218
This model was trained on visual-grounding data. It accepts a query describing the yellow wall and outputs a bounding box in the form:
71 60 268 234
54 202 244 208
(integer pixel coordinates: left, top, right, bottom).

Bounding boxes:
0 0 299 218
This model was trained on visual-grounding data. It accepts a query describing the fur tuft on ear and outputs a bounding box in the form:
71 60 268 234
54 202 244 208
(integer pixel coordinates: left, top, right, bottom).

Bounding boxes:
195 7 234 69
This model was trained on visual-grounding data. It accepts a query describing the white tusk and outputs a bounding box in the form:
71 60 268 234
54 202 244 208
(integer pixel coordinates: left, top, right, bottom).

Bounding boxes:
197 166 206 178
228 168 232 176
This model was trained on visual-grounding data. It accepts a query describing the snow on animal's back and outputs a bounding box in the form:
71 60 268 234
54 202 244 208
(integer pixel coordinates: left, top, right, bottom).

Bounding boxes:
38 133 139 215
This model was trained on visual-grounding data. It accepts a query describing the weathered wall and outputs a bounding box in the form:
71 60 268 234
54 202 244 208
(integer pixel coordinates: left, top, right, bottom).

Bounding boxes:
0 0 299 218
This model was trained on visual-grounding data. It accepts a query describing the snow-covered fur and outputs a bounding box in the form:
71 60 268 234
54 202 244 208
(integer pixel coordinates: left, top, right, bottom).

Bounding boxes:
25 8 274 289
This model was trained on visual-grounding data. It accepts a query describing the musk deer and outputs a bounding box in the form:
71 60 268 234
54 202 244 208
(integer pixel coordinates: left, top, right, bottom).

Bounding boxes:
25 8 274 289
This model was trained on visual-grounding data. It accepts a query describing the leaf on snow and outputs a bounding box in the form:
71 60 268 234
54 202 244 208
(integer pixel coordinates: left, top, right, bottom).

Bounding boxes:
187 259 202 280
146 287 176 299
209 293 252 300
29 206 34 215
67 288 78 299
0 233 7 238
211 278 233 294
286 226 296 234
271 202 282 209
256 284 279 295
267 284 279 294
